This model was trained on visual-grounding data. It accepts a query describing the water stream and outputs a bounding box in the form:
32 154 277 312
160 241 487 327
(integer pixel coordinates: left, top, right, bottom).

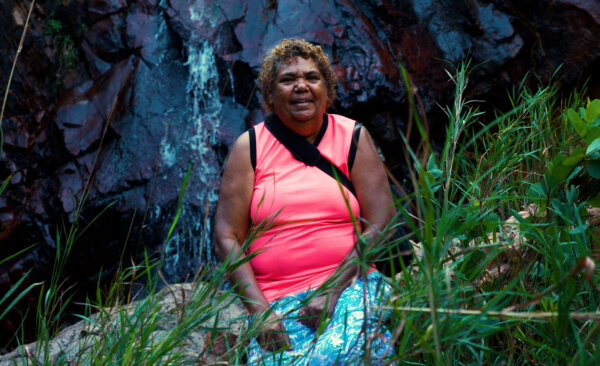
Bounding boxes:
159 36 225 280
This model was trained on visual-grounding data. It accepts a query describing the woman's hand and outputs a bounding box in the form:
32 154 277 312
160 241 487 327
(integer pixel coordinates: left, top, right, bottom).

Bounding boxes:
298 290 342 330
256 312 293 352
297 252 361 330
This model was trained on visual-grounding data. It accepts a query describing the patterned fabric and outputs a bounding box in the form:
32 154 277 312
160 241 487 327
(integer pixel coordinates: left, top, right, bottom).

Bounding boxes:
247 271 394 365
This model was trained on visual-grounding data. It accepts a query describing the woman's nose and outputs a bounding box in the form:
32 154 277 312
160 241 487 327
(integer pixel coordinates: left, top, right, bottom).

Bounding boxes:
294 78 309 91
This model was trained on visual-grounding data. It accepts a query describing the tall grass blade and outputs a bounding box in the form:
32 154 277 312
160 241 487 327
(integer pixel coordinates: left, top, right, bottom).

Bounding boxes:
0 0 35 154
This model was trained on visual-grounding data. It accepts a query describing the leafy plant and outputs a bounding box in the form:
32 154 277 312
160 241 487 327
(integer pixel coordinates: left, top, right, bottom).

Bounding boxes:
382 62 600 364
43 17 80 74
531 99 600 207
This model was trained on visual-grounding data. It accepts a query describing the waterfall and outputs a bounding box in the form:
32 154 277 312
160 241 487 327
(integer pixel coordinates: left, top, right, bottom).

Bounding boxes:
185 41 222 162
228 67 236 102
160 39 224 279
152 1 247 282
186 40 222 269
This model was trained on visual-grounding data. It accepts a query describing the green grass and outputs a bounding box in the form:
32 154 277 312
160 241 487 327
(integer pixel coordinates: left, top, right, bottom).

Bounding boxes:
382 62 600 365
2 11 600 362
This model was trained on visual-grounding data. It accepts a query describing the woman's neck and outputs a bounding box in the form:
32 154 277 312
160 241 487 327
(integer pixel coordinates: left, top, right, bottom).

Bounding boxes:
286 121 322 143
278 115 324 143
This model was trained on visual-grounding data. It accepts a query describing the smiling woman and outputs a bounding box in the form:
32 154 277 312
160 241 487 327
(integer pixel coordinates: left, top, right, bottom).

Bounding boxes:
267 57 329 139
214 39 396 364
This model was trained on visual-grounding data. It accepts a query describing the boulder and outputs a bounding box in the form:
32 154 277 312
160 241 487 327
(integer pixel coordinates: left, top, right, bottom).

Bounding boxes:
0 283 246 365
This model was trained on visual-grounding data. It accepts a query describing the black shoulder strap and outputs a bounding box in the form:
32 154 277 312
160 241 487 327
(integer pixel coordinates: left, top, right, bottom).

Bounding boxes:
348 122 362 175
264 114 356 197
248 127 256 170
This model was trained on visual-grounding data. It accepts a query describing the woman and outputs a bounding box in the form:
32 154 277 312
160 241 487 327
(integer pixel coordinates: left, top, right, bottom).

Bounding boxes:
215 39 396 364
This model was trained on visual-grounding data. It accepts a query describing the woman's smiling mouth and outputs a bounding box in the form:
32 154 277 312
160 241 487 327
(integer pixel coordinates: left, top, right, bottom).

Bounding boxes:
291 99 312 105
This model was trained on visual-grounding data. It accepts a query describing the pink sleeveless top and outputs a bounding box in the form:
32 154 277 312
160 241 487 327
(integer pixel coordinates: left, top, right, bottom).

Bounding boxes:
249 114 361 301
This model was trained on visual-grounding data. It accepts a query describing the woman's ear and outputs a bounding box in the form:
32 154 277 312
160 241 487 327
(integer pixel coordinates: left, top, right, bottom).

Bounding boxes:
261 98 272 113
327 96 334 109
263 94 273 112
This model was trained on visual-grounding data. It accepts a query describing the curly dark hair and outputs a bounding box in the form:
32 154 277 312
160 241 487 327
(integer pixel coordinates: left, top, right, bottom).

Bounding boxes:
258 39 337 112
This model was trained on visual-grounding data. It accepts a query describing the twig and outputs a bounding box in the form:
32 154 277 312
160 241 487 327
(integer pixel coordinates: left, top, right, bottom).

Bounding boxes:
1 0 36 153
383 306 600 321
74 93 119 216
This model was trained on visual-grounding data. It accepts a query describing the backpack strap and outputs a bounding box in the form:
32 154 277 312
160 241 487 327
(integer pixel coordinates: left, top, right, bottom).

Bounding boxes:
248 127 256 170
348 122 362 175
264 113 357 198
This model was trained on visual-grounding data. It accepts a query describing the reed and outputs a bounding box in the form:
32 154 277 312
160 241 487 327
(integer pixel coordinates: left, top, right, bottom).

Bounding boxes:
0 0 41 353
382 62 600 365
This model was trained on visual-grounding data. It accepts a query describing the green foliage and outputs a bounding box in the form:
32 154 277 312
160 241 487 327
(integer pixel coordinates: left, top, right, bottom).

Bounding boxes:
379 62 600 364
531 98 600 207
43 17 80 73
0 246 41 323
44 19 63 35
0 174 11 196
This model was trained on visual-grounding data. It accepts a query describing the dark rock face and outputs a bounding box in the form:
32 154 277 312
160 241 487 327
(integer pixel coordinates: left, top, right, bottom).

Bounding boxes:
1 0 599 349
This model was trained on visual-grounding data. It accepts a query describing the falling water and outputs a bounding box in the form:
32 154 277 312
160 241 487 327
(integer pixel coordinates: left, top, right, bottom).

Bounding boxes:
160 38 224 279
151 1 244 282
228 67 236 103
186 41 222 161
186 39 223 268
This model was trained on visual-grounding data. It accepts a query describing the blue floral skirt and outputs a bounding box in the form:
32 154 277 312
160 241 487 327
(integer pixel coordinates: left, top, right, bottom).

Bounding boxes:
247 271 393 365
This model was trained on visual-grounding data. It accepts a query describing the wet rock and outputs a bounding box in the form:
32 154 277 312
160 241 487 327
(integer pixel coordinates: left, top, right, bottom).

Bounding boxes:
470 2 523 63
57 161 85 214
84 14 128 60
125 9 162 63
1 117 32 150
0 209 16 241
81 38 113 77
558 0 600 24
534 1 600 85
54 56 139 156
87 0 128 19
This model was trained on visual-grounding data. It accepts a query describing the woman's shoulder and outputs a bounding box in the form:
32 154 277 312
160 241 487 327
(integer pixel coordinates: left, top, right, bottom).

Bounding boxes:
239 122 267 171
247 121 268 137
230 130 250 155
234 122 266 146
328 114 360 138
328 113 356 127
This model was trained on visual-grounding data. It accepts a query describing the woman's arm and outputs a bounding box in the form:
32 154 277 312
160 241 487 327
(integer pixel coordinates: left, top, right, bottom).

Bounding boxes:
298 126 396 328
215 131 291 351
351 126 397 246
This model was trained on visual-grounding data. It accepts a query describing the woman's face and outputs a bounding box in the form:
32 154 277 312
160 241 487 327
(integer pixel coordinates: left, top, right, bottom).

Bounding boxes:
269 57 329 126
